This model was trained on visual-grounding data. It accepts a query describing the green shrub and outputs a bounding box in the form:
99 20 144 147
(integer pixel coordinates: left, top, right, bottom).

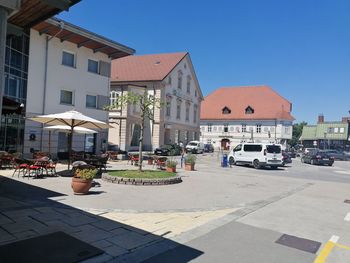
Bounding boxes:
185 153 196 164
166 160 178 168
75 168 97 180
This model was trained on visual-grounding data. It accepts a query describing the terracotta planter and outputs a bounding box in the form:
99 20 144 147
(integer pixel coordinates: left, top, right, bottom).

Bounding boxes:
185 163 195 171
71 177 92 195
166 166 176 173
148 158 154 165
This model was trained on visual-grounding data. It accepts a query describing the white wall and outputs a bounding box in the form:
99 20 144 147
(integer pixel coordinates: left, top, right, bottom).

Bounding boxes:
24 29 111 156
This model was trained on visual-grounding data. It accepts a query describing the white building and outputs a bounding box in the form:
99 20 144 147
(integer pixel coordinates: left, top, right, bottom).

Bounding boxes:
21 18 134 157
108 52 203 151
200 86 294 150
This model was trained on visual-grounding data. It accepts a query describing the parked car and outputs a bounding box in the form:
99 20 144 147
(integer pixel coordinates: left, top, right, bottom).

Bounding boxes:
228 143 283 169
322 150 349 161
285 150 296 158
154 144 182 156
282 151 292 166
204 144 214 153
303 148 319 155
185 141 205 154
301 150 334 166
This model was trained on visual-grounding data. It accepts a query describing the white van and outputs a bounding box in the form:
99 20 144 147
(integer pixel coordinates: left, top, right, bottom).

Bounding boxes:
186 141 205 154
228 143 283 169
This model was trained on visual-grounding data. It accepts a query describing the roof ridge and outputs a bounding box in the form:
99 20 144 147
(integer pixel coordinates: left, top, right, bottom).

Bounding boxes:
131 52 188 58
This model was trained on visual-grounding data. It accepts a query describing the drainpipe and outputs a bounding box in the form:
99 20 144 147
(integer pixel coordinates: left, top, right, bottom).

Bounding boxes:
40 21 64 151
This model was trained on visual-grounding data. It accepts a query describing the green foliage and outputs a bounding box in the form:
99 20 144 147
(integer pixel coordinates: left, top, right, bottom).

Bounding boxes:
185 153 196 164
75 168 97 180
108 170 176 179
288 122 308 147
166 160 178 168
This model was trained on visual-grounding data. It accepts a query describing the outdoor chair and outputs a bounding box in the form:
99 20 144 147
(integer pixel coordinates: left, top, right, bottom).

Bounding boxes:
12 159 29 178
45 160 57 176
128 154 139 166
154 157 167 170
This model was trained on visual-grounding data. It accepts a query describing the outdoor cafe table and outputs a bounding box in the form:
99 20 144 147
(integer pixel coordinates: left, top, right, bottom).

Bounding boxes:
24 158 50 178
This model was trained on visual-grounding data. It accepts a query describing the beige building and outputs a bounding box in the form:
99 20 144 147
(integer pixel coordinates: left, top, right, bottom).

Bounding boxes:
109 52 203 151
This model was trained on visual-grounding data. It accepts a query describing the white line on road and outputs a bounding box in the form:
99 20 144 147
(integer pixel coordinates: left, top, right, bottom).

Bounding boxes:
344 213 350 222
329 235 340 243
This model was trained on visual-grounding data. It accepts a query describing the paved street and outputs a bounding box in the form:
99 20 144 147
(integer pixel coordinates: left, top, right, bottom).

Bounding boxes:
1 153 350 262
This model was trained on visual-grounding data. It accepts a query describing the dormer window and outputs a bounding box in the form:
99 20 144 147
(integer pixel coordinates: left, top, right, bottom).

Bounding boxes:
245 106 254 114
222 106 231 114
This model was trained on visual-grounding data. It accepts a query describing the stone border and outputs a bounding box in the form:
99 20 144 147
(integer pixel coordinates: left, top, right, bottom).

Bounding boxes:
102 173 182 185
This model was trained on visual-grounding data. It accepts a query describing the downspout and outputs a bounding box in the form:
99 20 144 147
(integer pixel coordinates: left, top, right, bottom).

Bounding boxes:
152 84 155 145
40 21 64 151
119 86 124 149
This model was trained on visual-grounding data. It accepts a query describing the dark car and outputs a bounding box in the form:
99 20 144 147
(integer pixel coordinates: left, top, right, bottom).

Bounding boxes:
323 150 349 161
285 150 296 158
154 144 182 156
301 150 334 166
204 144 214 153
282 152 292 166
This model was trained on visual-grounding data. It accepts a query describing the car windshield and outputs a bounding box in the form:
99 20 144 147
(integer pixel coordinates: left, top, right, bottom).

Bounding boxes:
266 145 281 154
188 142 198 146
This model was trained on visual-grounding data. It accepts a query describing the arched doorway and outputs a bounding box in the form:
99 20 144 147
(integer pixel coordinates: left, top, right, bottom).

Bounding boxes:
221 138 230 150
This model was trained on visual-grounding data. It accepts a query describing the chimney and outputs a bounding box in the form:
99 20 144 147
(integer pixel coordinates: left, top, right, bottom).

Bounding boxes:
318 114 324 124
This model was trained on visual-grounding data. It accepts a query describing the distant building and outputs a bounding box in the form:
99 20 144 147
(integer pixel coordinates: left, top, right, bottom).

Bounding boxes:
300 114 350 150
200 86 294 150
108 52 203 151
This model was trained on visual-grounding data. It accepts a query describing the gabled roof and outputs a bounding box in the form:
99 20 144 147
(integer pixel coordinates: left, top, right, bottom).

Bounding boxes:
200 85 294 121
111 52 188 82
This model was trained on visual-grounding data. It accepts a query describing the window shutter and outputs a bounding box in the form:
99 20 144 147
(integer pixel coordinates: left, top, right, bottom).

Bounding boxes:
99 61 111 77
97 95 110 110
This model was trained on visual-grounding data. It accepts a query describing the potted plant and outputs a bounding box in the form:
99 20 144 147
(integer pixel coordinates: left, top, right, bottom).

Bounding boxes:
166 160 177 173
147 154 154 165
185 153 196 171
71 166 97 195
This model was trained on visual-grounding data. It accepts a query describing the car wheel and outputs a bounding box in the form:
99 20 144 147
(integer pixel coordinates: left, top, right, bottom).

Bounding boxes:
229 157 235 166
282 162 285 166
253 159 260 169
328 163 333 166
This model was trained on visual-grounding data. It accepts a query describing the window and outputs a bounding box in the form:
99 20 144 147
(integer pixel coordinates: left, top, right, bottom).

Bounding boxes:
86 95 97 108
195 90 197 97
193 105 198 123
177 71 183 89
222 106 231 114
213 126 217 132
176 101 181 119
242 124 247 132
62 51 75 67
236 126 240 133
245 106 254 114
60 90 73 105
185 104 190 121
244 144 262 152
224 123 228 132
327 127 334 133
166 100 171 117
110 91 119 108
230 126 234 132
208 123 212 132
256 124 261 133
266 145 281 154
334 127 339 133
186 76 191 93
234 144 242 152
285 126 290 134
340 127 345 133
88 59 99 74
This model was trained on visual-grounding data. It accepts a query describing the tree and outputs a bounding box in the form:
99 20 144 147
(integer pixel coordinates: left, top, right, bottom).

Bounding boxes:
289 121 308 147
106 90 163 172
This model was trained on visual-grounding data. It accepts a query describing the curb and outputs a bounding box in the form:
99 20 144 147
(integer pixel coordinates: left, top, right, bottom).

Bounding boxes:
101 174 182 186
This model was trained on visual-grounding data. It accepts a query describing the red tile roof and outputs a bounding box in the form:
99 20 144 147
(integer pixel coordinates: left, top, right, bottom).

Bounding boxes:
111 52 188 82
200 85 294 121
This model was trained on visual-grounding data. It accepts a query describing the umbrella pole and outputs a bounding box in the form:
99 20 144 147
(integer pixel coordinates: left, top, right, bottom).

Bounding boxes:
48 131 51 156
68 125 74 171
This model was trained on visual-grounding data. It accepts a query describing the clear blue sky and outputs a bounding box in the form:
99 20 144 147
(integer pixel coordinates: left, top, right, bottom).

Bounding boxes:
58 0 350 124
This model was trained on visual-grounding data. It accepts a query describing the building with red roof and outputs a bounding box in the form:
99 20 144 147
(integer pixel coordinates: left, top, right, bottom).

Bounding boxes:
109 52 203 151
200 85 294 149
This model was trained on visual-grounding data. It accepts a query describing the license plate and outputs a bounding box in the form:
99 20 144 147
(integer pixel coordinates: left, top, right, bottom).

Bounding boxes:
323 158 329 160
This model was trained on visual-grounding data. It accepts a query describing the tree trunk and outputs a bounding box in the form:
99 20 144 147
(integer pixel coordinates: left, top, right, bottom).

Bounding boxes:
138 116 144 172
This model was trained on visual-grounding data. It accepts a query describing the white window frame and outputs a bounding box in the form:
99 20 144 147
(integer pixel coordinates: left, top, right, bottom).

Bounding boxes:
86 94 97 108
62 50 76 68
242 124 247 133
208 123 212 132
88 59 99 74
256 124 262 133
186 75 191 94
60 89 74 105
110 91 119 109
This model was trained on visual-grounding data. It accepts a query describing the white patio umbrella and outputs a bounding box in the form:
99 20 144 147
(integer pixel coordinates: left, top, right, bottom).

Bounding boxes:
44 125 97 155
30 110 110 170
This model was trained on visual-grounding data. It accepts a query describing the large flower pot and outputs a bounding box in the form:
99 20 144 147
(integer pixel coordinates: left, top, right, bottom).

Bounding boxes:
148 158 154 165
166 167 176 173
185 163 195 171
71 177 92 195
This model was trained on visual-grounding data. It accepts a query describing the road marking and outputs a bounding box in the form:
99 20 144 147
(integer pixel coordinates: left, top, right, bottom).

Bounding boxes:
344 213 350 222
335 243 350 251
313 235 339 263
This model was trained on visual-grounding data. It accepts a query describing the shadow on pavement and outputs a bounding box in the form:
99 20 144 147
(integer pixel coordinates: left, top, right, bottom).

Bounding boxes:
0 175 203 262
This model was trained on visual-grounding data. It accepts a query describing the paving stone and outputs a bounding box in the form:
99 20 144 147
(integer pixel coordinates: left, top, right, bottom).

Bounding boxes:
0 213 13 224
104 245 129 257
107 231 156 250
61 214 99 227
91 219 123 231
91 240 114 249
13 230 38 239
3 208 40 220
80 253 113 263
110 227 131 236
45 220 81 234
0 228 16 243
73 225 114 243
